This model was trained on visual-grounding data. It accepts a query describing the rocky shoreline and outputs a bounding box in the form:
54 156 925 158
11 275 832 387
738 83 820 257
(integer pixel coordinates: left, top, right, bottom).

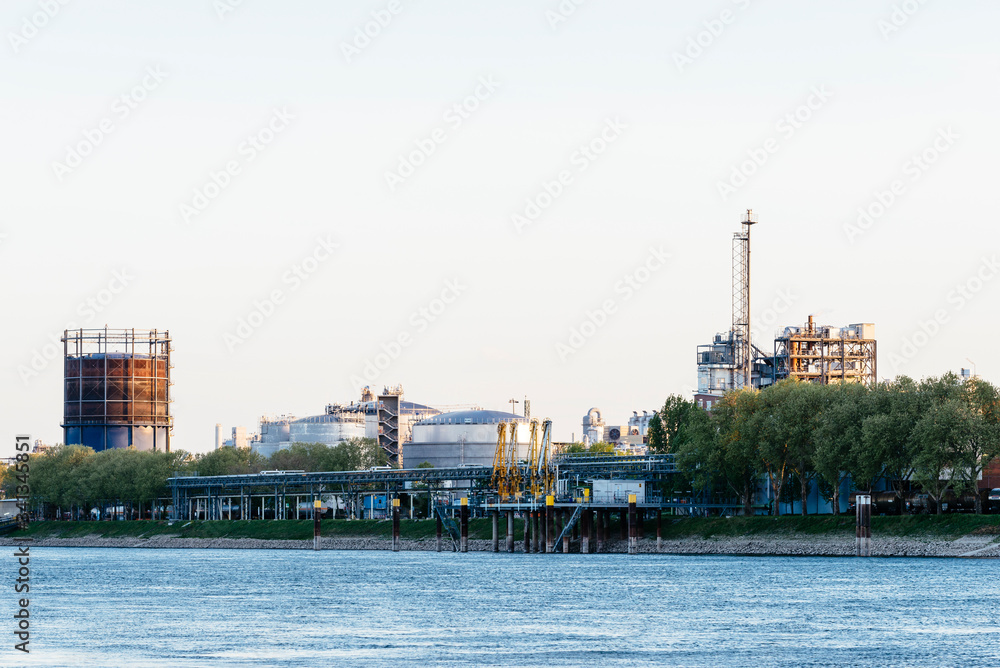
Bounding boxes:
2 533 998 557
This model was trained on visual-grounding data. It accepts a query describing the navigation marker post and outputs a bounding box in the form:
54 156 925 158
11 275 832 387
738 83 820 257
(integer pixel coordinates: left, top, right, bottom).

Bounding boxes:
856 494 871 557
392 498 401 552
628 494 638 555
313 499 322 551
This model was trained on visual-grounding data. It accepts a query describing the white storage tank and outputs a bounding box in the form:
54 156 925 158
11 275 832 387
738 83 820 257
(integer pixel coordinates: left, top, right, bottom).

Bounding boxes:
405 409 530 468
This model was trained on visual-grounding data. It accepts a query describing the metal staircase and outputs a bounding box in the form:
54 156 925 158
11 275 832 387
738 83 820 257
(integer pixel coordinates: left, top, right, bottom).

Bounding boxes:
435 506 461 552
554 505 583 552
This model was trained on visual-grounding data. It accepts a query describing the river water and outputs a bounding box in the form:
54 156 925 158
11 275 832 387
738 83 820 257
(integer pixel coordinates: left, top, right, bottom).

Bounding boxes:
5 548 1000 667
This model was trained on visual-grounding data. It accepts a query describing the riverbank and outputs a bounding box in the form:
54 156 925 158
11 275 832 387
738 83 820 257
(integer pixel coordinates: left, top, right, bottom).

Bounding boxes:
3 516 999 556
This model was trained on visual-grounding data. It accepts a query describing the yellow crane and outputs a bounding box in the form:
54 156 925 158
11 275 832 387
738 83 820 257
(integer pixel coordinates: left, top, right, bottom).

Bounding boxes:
492 422 508 499
538 419 554 497
506 421 522 500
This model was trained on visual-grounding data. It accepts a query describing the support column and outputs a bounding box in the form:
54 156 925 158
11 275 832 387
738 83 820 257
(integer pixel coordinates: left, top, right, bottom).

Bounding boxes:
620 510 628 540
628 494 638 555
545 496 555 553
523 511 530 553
596 510 604 553
506 510 515 553
436 513 443 553
856 494 871 557
313 500 322 551
561 509 570 554
581 508 590 554
532 511 540 554
656 508 662 553
492 509 499 553
460 497 469 553
392 498 401 552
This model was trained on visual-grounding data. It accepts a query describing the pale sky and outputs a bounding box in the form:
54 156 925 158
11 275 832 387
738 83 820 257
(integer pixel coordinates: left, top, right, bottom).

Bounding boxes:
2 0 999 457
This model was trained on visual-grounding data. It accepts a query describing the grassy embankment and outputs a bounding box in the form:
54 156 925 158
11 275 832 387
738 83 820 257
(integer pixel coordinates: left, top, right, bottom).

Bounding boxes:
9 514 1000 542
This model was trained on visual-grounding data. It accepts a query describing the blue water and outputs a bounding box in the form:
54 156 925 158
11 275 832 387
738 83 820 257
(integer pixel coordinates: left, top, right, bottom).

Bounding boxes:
3 548 999 667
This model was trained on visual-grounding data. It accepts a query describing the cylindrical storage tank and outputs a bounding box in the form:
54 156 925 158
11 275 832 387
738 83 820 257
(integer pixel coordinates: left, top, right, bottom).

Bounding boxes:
61 329 172 452
288 414 366 445
260 418 292 444
405 410 530 468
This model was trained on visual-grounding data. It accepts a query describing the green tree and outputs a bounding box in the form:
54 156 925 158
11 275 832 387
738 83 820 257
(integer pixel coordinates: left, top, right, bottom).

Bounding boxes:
956 377 1000 513
646 413 666 453
776 380 824 515
659 394 697 453
191 447 267 476
675 390 760 515
814 382 870 515
855 378 920 499
755 381 796 516
911 398 969 514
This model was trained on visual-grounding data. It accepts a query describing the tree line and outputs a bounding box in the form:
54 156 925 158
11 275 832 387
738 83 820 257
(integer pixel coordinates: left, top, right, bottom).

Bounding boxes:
0 437 387 519
645 373 1000 515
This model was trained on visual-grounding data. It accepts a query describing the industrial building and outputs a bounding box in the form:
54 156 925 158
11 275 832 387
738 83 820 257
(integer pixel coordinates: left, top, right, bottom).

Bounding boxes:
694 211 877 404
61 328 172 451
243 386 441 463
771 316 876 386
581 408 652 450
404 409 531 469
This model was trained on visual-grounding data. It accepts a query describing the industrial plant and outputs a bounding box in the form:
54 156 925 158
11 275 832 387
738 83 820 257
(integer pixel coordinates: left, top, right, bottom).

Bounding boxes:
694 211 877 409
47 210 1000 540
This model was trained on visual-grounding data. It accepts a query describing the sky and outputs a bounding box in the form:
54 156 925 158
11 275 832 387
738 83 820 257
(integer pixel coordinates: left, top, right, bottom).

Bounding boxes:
2 0 999 457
